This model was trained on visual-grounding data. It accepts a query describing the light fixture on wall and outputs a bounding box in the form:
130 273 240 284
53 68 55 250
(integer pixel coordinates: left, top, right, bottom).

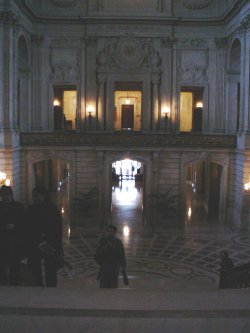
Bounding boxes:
53 99 60 106
0 171 10 186
162 106 170 130
86 104 94 127
196 101 203 108
244 182 250 191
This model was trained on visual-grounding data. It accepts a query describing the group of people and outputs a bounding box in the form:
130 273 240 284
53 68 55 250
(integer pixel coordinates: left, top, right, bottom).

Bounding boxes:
0 183 128 289
0 185 63 287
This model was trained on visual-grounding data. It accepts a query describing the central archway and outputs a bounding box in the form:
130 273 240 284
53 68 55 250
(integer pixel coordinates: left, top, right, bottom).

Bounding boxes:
110 159 144 230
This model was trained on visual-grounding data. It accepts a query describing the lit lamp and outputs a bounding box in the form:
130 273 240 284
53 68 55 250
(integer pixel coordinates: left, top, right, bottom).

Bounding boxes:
162 106 170 130
53 99 60 106
0 171 11 186
86 105 94 127
244 182 250 191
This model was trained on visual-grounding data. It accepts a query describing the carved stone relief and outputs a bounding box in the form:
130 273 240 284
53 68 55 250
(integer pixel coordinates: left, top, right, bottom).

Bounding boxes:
181 38 207 48
178 50 208 84
106 37 156 71
181 0 214 10
239 14 250 33
49 0 78 7
49 48 79 81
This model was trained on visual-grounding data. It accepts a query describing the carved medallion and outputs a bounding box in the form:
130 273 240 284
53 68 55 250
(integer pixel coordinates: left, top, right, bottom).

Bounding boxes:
49 0 78 7
181 0 214 9
115 39 143 69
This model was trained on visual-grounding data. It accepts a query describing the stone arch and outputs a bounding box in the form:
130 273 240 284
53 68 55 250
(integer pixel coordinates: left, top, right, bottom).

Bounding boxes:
182 157 227 224
99 150 154 226
18 35 30 131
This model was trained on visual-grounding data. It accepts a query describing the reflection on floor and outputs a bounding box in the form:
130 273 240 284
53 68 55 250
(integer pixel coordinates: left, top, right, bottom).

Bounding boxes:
58 180 250 290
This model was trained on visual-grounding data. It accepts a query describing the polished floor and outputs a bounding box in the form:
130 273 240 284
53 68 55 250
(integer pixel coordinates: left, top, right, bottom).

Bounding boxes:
58 180 250 290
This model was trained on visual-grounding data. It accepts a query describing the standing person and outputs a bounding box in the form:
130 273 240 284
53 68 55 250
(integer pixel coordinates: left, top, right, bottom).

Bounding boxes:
26 186 63 287
0 185 25 286
95 225 128 288
219 250 234 289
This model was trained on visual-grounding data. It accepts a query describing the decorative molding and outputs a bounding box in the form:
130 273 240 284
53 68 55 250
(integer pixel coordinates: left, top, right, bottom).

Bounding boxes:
181 0 214 10
20 133 237 149
50 37 80 48
239 14 250 33
214 38 228 48
49 0 78 7
50 61 79 81
161 37 176 48
0 11 18 25
181 38 207 48
31 34 44 46
106 37 153 70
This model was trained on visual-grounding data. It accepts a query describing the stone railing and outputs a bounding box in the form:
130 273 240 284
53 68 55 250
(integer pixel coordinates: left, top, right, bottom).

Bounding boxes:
20 132 237 149
219 262 250 289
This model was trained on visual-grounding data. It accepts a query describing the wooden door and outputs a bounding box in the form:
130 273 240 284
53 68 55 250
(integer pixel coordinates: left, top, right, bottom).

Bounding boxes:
121 105 134 130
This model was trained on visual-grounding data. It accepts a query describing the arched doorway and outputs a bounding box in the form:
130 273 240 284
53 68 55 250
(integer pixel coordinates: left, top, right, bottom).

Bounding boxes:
33 159 70 223
185 160 223 225
111 159 144 230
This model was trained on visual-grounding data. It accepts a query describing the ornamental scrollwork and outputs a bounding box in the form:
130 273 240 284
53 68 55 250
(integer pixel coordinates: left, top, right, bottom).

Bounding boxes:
181 0 214 9
49 0 78 7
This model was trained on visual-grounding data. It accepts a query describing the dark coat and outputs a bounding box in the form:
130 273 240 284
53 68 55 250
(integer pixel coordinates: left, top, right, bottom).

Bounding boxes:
95 235 126 288
25 199 63 258
0 200 25 264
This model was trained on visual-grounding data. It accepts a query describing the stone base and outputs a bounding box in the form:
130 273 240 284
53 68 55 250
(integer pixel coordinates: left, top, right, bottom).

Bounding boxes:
0 287 250 333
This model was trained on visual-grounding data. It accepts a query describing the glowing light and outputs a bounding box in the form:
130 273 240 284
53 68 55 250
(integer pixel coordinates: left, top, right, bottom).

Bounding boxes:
123 226 130 237
53 99 60 106
5 179 10 186
244 182 250 191
188 207 192 218
162 106 170 117
61 207 65 214
68 227 71 238
86 104 94 114
196 102 203 108
125 99 130 105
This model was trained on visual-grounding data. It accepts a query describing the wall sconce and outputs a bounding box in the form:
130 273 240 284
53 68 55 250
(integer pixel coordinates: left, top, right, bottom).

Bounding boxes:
53 99 60 106
196 102 203 108
0 172 10 186
244 182 250 191
86 105 94 127
162 106 170 130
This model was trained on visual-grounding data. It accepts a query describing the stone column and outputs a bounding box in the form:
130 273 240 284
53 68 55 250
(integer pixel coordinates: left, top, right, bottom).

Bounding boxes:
214 38 227 132
31 34 44 131
151 49 161 131
79 37 86 131
239 15 250 131
97 73 106 131
0 11 19 130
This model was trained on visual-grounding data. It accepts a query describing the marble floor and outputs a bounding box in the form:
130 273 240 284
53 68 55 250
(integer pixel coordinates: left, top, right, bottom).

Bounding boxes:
58 180 250 290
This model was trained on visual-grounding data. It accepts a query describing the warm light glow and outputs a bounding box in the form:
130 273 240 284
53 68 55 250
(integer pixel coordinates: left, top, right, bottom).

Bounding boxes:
53 99 60 106
125 99 130 105
244 182 250 191
86 104 94 114
61 207 65 214
188 207 192 218
68 227 71 238
196 101 203 108
162 106 170 117
123 226 130 237
0 172 6 181
5 179 10 186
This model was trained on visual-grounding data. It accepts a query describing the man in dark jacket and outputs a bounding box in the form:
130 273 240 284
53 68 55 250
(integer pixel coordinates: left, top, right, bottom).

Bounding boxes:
95 225 128 288
0 185 25 285
26 186 63 287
